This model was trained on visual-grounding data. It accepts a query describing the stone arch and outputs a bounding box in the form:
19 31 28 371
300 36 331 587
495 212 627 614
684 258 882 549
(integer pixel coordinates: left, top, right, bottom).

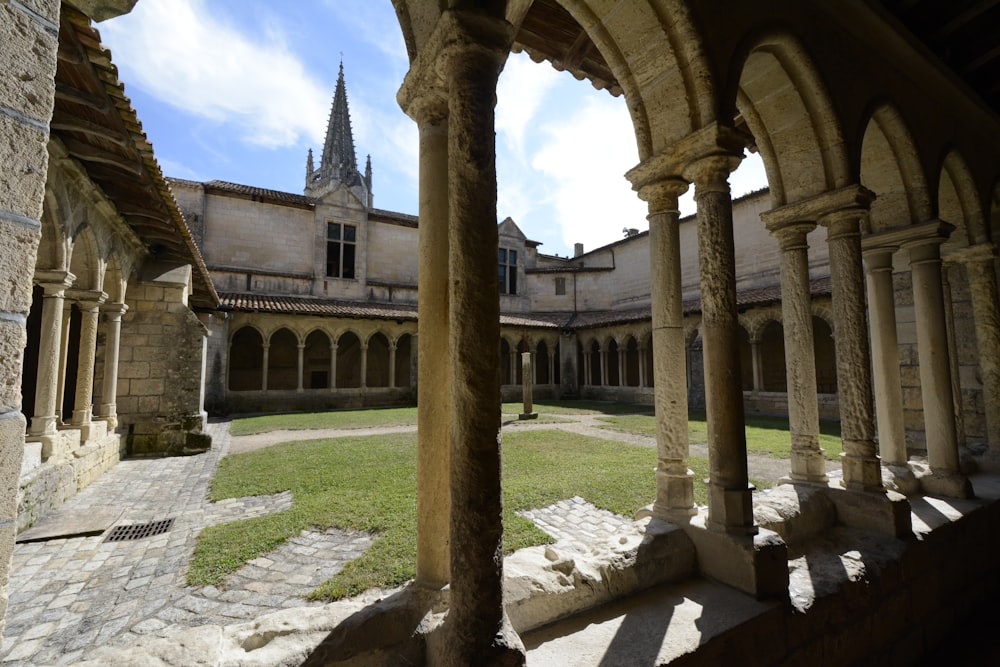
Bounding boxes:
303 329 332 389
938 150 988 248
229 326 264 391
267 328 298 391
37 191 69 272
811 303 836 337
68 225 103 292
336 330 363 389
860 104 933 232
367 332 392 388
732 31 851 206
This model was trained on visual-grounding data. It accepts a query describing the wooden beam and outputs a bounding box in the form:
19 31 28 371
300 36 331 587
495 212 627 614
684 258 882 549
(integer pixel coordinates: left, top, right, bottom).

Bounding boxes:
61 138 143 176
55 82 108 112
50 114 130 147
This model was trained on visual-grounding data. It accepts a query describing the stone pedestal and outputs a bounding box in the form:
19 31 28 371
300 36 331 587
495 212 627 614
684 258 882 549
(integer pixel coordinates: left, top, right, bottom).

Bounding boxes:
518 352 537 420
681 514 788 599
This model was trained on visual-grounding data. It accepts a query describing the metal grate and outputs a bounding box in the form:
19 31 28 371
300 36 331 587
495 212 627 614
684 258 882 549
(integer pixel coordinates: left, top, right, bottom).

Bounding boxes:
104 518 174 543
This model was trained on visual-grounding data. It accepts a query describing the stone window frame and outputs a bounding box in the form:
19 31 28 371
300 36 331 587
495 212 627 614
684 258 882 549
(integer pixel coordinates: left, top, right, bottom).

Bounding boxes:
554 276 566 295
498 247 517 295
326 222 357 280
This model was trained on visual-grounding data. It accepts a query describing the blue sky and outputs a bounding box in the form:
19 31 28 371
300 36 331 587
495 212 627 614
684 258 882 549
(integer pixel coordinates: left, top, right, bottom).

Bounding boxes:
101 0 765 258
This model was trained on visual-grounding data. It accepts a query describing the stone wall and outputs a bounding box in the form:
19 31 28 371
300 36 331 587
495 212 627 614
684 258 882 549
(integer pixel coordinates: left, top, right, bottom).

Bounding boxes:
118 263 210 457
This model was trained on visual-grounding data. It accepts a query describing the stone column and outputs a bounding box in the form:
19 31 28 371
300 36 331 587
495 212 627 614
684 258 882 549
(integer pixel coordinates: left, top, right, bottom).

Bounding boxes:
685 155 755 534
360 342 368 389
70 292 106 440
582 352 590 386
439 10 518 662
749 338 762 393
261 343 270 391
941 264 965 445
329 343 337 389
952 243 1000 454
56 301 73 421
819 209 883 492
904 225 971 497
769 222 826 483
29 274 74 439
638 345 647 387
296 343 305 392
599 346 607 386
98 302 127 429
408 96 451 589
519 352 537 419
388 341 397 389
637 178 695 518
862 247 911 477
547 347 555 386
617 347 625 386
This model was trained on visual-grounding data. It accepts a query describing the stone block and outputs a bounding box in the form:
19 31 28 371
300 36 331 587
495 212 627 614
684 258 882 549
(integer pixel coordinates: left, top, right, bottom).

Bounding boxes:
0 219 41 314
118 361 150 379
0 319 27 411
131 379 165 396
0 413 27 518
822 485 912 538
682 515 788 599
0 4 58 117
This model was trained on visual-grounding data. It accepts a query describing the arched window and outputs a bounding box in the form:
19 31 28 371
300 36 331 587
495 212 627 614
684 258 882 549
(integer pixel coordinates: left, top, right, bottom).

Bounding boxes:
304 330 331 389
368 333 391 387
229 327 264 391
267 328 298 390
337 331 362 388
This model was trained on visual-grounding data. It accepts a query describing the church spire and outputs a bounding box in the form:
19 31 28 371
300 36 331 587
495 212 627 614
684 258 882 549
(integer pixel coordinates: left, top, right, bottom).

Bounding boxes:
320 60 359 184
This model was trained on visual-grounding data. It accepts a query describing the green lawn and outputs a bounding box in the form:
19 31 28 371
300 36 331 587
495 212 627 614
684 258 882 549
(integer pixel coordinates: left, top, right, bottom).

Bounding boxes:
228 406 419 435
599 412 844 461
192 429 753 601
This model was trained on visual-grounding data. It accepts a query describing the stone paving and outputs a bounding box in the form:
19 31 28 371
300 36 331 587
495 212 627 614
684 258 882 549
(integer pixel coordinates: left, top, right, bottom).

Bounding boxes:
519 496 634 552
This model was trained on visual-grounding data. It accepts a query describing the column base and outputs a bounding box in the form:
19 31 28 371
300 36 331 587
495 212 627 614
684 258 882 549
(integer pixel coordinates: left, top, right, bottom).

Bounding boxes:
789 447 829 483
707 482 757 536
839 450 884 493
821 481 912 539
518 412 538 420
681 512 788 599
912 463 974 499
643 469 697 520
881 462 920 496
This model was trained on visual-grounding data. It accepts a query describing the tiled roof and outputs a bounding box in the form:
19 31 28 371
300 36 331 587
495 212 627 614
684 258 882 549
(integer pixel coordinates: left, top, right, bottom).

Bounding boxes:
221 293 417 321
204 181 316 208
369 208 418 227
500 312 573 328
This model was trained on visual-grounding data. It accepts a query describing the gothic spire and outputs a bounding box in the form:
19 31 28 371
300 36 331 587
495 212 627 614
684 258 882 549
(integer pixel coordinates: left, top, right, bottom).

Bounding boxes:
320 61 359 184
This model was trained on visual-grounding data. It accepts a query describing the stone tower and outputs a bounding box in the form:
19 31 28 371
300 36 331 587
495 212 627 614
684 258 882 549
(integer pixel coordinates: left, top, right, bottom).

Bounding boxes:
305 61 373 206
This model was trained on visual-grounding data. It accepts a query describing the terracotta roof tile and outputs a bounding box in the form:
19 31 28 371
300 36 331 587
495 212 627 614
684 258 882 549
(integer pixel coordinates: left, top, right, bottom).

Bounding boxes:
221 293 417 321
204 181 316 207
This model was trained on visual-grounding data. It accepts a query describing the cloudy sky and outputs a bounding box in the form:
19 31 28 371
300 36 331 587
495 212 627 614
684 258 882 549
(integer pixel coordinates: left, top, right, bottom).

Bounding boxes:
101 0 765 258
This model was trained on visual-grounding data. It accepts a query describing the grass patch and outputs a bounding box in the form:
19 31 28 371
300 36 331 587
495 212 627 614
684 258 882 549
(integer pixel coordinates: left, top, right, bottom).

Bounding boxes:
502 400 653 416
192 429 725 601
228 406 419 435
600 412 843 461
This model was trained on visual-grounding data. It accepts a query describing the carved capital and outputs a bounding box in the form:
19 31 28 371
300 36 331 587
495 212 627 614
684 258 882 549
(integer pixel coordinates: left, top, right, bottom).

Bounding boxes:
637 177 689 216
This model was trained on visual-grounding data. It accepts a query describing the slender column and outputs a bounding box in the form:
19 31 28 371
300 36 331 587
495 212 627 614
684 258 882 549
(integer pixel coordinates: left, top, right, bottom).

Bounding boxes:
56 301 72 421
98 302 127 429
296 343 305 392
388 341 397 388
509 351 516 386
70 293 106 436
863 247 907 466
941 264 965 445
29 274 74 436
819 209 883 492
952 243 1000 452
617 348 625 386
904 228 970 496
441 12 516 661
638 346 647 387
547 347 555 386
261 343 270 391
685 154 755 534
329 343 337 389
360 342 368 389
770 222 826 483
638 178 695 518
583 352 590 386
406 95 452 589
599 346 607 386
749 338 762 392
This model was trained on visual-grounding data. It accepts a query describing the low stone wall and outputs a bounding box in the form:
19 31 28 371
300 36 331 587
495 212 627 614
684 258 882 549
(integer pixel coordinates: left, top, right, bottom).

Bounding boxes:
220 387 415 415
18 426 121 531
743 391 840 421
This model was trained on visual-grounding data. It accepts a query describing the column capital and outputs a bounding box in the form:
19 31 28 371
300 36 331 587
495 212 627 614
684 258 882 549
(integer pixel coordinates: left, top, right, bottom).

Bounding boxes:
100 302 128 318
34 270 75 294
865 219 954 251
67 289 107 311
635 177 689 214
861 245 897 271
769 221 816 249
683 153 743 194
626 122 749 192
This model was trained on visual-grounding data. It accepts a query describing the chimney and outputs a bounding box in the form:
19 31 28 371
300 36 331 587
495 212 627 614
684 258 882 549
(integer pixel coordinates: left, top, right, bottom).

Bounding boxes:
627 228 639 237
574 243 584 257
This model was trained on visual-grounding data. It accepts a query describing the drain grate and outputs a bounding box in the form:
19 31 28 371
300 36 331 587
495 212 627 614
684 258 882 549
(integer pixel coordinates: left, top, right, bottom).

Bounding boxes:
104 518 174 543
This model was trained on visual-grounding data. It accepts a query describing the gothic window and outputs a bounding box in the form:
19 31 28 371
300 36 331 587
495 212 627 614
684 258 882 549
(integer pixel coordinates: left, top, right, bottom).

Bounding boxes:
499 248 517 294
327 222 356 279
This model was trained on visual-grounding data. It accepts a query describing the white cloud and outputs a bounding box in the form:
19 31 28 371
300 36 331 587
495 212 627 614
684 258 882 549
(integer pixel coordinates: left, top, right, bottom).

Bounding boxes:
102 0 329 148
496 53 562 159
531 96 648 252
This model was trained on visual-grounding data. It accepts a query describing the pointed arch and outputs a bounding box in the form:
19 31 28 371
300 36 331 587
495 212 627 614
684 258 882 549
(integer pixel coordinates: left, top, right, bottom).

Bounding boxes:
267 328 298 391
367 332 391 388
229 326 264 391
939 150 987 248
336 330 362 388
304 330 332 389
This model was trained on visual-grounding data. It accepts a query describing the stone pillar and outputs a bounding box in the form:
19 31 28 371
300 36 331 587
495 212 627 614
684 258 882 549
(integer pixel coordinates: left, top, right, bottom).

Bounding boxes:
819 208 883 492
598 345 606 386
769 222 826 483
952 243 1000 454
388 341 397 389
98 302 127 429
519 352 537 420
941 264 966 445
547 348 554 387
261 343 270 391
439 10 519 662
70 292 106 440
582 352 590 386
637 178 695 518
638 345 647 387
329 343 337 389
29 274 74 439
617 347 625 386
749 337 762 392
862 246 912 486
685 155 755 534
904 225 971 497
401 87 450 586
56 301 72 421
296 343 305 392
360 342 368 389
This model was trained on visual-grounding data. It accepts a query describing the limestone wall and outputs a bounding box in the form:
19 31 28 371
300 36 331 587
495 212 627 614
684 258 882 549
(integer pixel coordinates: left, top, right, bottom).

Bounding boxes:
366 220 419 286
117 263 210 457
202 194 314 275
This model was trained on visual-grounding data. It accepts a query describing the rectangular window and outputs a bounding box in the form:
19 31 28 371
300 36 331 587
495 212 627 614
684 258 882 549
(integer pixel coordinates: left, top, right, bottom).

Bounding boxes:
555 277 566 295
326 222 357 279
499 247 517 294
